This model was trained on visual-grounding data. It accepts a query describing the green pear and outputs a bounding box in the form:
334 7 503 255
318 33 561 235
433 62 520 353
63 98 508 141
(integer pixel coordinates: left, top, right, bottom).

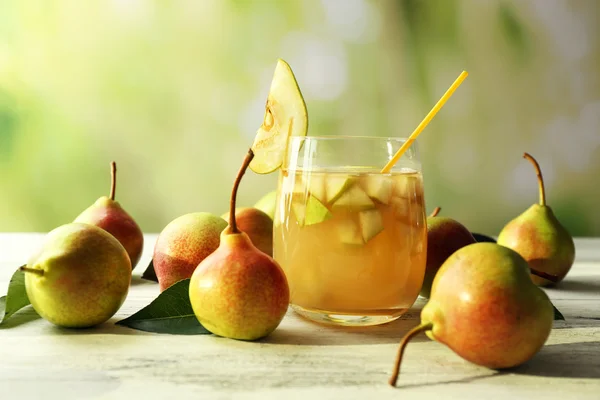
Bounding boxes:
497 153 575 286
190 149 289 341
254 190 277 219
221 207 273 256
74 162 144 269
21 223 132 328
153 212 227 291
389 243 553 386
420 207 476 298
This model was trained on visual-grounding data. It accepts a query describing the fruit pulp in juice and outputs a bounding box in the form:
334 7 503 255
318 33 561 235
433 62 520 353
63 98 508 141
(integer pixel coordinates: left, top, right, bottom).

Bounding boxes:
273 168 427 316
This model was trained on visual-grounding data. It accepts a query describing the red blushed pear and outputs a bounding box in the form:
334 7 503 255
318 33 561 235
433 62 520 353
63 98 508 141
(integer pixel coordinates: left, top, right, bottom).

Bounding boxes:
389 243 553 387
189 149 290 341
420 206 476 299
153 212 227 292
75 162 144 269
497 153 575 286
221 207 273 256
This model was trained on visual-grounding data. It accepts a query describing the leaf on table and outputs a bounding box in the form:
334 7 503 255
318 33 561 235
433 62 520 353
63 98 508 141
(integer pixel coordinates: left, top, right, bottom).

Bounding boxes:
141 259 158 282
552 303 565 321
116 279 210 335
0 266 36 325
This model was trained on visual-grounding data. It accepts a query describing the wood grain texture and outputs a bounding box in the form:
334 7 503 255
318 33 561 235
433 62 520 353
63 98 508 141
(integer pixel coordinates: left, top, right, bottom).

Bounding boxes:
0 234 599 399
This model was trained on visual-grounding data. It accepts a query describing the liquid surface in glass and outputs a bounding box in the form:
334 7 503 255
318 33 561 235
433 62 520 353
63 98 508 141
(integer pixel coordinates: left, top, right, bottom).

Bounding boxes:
273 168 427 322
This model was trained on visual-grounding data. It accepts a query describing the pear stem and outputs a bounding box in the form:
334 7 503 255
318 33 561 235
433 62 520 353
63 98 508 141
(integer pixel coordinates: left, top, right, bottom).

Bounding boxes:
19 266 44 276
389 322 434 387
523 153 545 206
109 161 117 201
530 268 560 283
228 148 255 234
429 207 441 218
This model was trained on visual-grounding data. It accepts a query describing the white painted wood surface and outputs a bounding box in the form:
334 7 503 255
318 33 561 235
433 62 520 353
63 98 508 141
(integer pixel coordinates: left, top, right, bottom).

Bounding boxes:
0 233 599 400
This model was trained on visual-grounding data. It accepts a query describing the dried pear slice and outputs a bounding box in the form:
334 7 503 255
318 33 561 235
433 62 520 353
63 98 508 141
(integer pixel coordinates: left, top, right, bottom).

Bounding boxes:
250 59 308 174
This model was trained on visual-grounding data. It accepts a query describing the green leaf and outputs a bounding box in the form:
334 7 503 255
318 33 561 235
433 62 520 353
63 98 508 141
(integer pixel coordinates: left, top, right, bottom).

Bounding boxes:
552 303 565 321
141 259 158 282
116 279 209 335
0 266 35 325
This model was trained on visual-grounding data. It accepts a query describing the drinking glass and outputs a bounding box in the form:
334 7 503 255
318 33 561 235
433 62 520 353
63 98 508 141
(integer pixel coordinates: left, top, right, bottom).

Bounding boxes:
273 136 427 326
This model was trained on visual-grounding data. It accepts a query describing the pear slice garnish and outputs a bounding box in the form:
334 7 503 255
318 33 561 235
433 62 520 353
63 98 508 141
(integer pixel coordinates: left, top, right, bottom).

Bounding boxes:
364 175 394 204
292 194 332 227
331 185 375 211
250 59 308 174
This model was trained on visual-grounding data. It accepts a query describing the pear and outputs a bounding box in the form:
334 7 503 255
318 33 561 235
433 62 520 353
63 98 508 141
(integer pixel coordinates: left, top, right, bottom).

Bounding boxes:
497 153 575 286
254 190 278 219
325 176 354 204
292 194 332 226
249 59 308 174
306 175 327 204
337 209 384 245
389 243 553 386
331 185 375 211
153 212 227 291
74 162 144 269
221 207 273 256
189 149 290 341
21 223 131 328
363 175 393 204
472 233 496 243
420 207 476 298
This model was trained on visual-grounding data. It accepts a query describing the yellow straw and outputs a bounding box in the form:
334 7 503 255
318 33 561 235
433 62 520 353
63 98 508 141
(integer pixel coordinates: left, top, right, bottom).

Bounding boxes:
381 71 469 173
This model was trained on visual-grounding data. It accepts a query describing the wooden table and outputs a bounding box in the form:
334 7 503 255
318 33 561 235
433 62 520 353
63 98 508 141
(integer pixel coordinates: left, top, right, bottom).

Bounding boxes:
1 233 599 399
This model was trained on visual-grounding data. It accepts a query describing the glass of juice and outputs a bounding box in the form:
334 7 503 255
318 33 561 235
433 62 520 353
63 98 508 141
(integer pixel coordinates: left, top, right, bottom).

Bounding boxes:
273 136 427 326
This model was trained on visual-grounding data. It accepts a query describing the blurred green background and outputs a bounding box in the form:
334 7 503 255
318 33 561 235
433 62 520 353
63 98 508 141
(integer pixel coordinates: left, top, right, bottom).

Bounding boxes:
0 0 598 236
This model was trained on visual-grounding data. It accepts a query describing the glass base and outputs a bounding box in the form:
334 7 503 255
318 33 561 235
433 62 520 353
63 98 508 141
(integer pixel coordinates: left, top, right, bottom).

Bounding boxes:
291 304 407 327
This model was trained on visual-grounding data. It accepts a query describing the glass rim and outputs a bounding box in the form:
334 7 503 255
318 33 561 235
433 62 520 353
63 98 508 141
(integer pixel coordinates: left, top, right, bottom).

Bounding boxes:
289 135 412 142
